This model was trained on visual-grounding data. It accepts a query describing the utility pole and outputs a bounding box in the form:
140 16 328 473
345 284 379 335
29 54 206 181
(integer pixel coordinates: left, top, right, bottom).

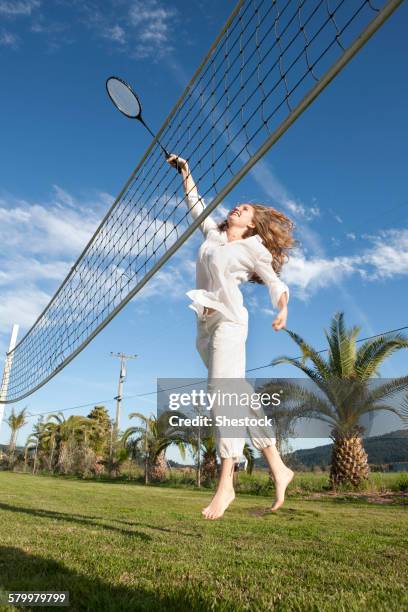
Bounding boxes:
110 352 138 439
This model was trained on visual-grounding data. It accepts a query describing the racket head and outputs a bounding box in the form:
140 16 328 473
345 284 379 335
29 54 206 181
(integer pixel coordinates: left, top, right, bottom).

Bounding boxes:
106 76 142 119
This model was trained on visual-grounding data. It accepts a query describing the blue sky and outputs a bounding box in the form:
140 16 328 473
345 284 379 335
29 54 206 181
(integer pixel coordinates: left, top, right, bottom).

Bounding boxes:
1 0 408 460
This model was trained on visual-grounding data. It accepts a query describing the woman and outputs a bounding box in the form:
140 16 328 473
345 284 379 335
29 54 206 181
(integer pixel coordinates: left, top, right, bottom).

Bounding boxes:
167 153 295 520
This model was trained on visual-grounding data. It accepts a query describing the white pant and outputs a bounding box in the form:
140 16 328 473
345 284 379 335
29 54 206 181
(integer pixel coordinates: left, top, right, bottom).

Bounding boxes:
196 309 276 462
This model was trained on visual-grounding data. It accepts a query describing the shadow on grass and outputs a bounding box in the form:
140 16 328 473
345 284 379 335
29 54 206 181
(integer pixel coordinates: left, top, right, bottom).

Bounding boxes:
0 546 211 612
0 502 201 539
0 502 151 541
247 506 321 518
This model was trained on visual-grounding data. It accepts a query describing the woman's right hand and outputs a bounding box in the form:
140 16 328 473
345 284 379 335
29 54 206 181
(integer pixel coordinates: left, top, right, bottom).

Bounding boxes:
166 153 188 173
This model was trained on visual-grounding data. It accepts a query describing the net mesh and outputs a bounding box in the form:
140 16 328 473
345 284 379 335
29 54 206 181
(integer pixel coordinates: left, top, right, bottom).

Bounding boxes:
1 0 401 403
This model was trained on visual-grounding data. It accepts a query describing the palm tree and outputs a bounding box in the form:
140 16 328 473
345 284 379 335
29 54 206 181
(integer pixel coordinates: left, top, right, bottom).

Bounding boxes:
185 406 214 487
270 312 408 487
243 443 255 474
254 379 305 456
6 406 28 466
40 419 60 472
24 434 38 472
192 437 255 484
122 412 187 484
199 434 218 483
24 416 46 473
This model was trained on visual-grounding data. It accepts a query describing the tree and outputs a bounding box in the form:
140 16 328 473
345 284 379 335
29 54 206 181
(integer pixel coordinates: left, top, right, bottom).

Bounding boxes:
87 405 113 475
24 434 38 472
122 412 187 483
87 405 112 455
185 403 213 487
24 416 45 473
45 413 95 475
270 312 408 487
243 443 255 474
200 435 218 483
6 406 28 466
254 379 305 456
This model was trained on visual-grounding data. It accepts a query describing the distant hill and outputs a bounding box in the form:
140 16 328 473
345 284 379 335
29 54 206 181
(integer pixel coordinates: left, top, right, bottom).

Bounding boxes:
255 430 408 469
0 444 24 453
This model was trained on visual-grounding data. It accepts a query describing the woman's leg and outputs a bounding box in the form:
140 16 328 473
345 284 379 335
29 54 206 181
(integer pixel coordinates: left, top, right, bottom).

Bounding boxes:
201 457 235 520
196 313 294 514
201 317 248 519
243 392 295 511
261 445 294 511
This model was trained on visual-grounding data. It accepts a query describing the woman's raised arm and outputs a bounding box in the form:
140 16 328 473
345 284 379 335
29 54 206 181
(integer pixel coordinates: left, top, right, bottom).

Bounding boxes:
166 154 218 237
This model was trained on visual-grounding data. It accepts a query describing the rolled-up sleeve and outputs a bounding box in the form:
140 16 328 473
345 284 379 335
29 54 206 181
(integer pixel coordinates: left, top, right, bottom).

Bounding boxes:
185 192 219 237
253 248 290 310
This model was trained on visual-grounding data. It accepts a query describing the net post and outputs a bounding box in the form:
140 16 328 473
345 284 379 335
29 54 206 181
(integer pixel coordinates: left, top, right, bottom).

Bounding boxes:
0 324 19 434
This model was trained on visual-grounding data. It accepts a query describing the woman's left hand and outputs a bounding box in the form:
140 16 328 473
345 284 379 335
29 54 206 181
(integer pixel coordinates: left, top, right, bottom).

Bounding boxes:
272 306 287 331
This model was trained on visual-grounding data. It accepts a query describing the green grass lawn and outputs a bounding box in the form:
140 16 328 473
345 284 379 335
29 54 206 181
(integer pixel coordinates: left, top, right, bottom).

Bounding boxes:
0 472 407 612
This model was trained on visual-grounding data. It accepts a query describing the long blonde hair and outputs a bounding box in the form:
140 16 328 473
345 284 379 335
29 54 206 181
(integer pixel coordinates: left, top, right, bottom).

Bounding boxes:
217 203 296 284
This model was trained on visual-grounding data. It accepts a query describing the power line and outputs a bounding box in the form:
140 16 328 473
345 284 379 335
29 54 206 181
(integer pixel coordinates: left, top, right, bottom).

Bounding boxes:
24 398 118 420
15 323 408 420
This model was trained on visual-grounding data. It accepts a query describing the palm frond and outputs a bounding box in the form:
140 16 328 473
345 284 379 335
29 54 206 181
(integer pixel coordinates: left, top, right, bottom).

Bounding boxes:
365 375 408 403
323 312 343 374
355 334 408 379
264 379 336 425
325 312 361 377
281 329 331 378
128 412 151 425
121 426 144 444
270 356 323 384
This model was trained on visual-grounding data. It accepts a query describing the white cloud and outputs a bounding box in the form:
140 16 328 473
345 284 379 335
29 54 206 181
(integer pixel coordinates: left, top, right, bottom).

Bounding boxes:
360 228 408 279
283 251 357 299
0 187 108 341
128 0 177 59
0 1 178 58
0 29 19 47
247 160 322 223
279 227 408 301
0 257 71 287
102 24 126 44
0 187 103 257
0 0 40 16
75 0 177 59
51 185 76 208
129 0 176 40
0 286 51 330
284 197 320 220
136 255 195 301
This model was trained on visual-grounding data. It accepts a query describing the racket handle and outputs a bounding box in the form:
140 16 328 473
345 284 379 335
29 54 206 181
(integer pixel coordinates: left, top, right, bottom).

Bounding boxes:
164 151 183 174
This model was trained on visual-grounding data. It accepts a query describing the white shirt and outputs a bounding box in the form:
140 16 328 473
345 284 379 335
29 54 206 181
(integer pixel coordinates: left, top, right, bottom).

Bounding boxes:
185 192 290 325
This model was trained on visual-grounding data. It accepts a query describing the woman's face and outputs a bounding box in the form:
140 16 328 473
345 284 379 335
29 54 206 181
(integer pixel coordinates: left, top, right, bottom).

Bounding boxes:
227 204 256 230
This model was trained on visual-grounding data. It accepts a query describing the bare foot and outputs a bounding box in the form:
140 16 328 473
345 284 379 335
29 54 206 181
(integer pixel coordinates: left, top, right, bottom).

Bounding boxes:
202 487 235 520
270 467 294 512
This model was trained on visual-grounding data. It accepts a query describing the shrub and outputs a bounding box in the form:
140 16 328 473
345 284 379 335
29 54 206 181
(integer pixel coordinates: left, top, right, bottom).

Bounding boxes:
395 472 408 492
